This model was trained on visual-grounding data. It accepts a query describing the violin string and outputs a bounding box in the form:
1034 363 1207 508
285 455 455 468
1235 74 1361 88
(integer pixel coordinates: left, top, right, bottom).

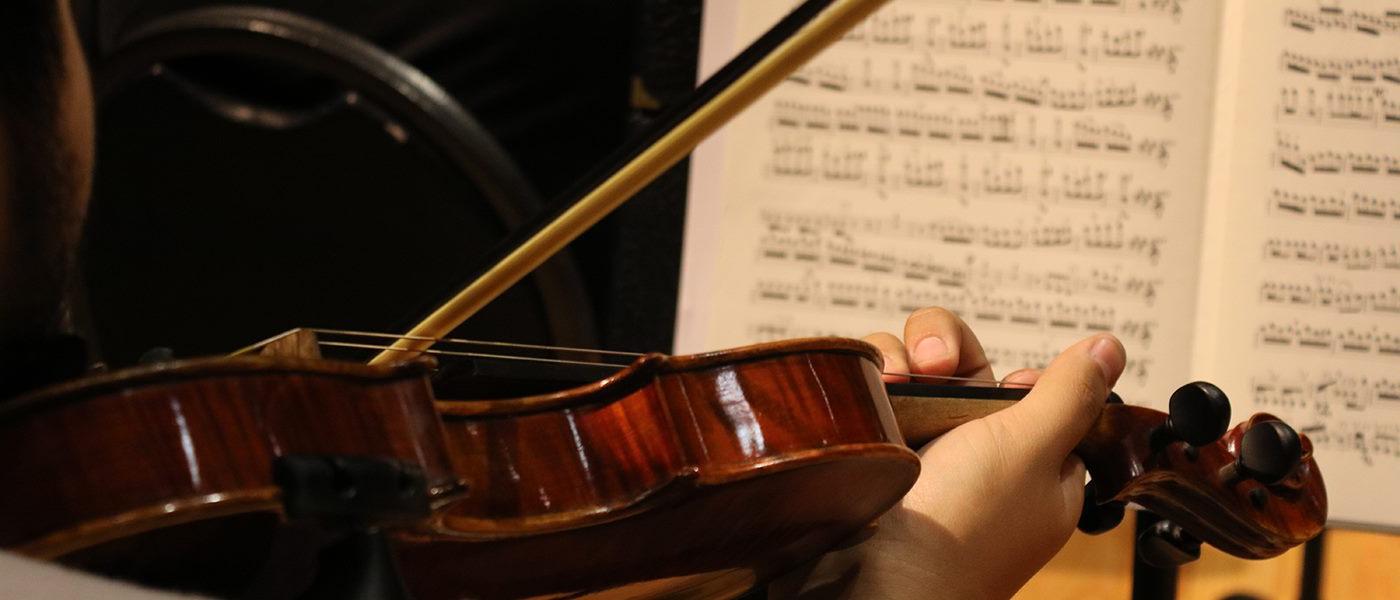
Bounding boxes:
318 341 629 369
310 328 644 358
306 331 1024 389
896 372 1033 388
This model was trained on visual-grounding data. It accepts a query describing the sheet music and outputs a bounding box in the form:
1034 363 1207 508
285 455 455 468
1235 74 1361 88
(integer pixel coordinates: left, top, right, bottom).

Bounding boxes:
1195 1 1400 529
678 0 1224 409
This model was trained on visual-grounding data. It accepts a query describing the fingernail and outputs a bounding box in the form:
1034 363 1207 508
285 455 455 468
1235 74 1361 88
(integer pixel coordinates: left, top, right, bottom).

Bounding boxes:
913 336 948 367
1088 336 1125 384
1003 369 1039 385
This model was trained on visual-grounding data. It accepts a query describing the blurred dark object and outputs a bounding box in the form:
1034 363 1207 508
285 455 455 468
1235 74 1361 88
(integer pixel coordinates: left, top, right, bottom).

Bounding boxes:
0 335 90 399
1132 511 1180 600
83 6 598 365
77 0 701 360
81 0 635 202
605 0 700 352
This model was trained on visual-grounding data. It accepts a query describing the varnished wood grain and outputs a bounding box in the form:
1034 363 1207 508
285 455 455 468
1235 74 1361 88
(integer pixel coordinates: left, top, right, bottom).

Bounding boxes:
400 339 921 599
2 336 1330 599
0 356 459 595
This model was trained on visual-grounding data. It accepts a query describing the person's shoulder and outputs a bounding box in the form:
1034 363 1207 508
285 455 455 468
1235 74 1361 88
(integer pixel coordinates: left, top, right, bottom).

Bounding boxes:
0 551 213 599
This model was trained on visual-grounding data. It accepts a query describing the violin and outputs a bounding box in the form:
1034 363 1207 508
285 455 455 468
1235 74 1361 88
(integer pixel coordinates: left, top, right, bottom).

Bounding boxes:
0 0 1325 596
379 333 1326 598
0 330 1326 599
0 347 458 597
0 2 886 594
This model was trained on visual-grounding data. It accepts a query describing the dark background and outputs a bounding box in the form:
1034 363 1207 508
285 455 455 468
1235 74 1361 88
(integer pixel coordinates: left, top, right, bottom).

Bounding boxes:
69 0 703 359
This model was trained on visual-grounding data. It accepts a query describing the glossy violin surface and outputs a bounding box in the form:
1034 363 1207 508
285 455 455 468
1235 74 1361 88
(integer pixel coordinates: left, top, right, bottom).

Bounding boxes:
0 349 462 596
400 336 918 599
396 335 1324 598
0 332 1327 599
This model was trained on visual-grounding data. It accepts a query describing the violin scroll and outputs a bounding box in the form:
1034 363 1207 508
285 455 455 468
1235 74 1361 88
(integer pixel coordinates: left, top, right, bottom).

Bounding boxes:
1077 384 1327 560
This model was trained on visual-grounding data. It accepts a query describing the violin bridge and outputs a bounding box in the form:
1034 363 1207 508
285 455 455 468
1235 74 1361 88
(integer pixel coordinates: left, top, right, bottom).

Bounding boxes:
254 328 324 359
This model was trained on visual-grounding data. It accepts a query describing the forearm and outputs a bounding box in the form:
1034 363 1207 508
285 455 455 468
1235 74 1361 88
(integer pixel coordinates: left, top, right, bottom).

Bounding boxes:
769 506 1016 600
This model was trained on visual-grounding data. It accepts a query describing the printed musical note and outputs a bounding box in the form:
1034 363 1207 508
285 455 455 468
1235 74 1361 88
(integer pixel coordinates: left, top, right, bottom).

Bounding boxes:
746 320 861 343
768 140 1171 215
683 0 1400 529
751 274 1158 345
685 0 1225 426
1267 188 1400 224
1285 6 1400 38
786 61 1180 119
1279 51 1400 86
1272 134 1400 176
1276 85 1400 129
757 230 1161 304
1261 238 1400 271
746 319 1155 384
760 209 1163 262
1259 279 1400 317
1203 1 1400 513
944 0 1184 21
772 101 1174 164
838 12 1183 71
1255 321 1400 360
1304 422 1400 466
1253 370 1400 465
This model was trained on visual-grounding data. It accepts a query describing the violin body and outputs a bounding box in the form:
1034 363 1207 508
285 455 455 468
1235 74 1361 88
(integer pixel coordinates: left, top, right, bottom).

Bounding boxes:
1 338 918 599
0 335 1326 599
0 356 462 597
400 337 919 599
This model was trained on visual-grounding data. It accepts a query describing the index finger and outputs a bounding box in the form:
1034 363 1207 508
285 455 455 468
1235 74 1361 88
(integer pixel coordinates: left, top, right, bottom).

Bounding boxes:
902 307 994 381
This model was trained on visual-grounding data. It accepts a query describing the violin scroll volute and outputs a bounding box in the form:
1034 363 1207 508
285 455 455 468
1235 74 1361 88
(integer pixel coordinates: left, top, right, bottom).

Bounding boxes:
1077 394 1327 560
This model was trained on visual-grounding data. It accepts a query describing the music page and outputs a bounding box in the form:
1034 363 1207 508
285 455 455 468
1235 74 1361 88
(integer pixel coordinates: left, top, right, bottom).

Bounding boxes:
1194 0 1400 529
678 0 1224 408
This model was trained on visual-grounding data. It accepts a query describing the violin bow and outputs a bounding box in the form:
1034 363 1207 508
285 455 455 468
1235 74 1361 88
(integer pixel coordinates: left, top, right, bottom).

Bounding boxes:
369 0 889 365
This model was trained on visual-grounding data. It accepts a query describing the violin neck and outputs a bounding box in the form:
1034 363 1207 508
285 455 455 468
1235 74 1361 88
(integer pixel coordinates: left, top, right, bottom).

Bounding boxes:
887 383 1131 448
885 383 1026 448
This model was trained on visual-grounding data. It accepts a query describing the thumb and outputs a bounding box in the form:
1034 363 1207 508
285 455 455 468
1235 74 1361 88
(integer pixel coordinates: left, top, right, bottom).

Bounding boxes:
1056 455 1089 533
1000 334 1125 460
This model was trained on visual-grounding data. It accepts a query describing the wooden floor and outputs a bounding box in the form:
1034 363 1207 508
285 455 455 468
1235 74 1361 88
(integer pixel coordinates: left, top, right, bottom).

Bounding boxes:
1016 513 1400 599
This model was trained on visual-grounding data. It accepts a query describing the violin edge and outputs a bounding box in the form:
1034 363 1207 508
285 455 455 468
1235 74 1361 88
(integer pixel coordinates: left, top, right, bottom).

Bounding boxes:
435 337 882 417
1 355 431 421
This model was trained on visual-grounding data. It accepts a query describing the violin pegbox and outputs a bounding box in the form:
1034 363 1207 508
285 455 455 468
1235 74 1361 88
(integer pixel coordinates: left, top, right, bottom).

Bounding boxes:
1074 382 1327 563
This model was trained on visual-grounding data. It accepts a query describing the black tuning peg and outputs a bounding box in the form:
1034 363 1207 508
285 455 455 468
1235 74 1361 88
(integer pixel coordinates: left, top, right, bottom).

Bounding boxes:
1136 518 1201 568
1236 420 1303 485
1077 480 1125 535
1155 381 1231 450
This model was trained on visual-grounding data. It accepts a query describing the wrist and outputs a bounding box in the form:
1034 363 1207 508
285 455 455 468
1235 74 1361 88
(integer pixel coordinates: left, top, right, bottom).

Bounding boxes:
771 506 990 600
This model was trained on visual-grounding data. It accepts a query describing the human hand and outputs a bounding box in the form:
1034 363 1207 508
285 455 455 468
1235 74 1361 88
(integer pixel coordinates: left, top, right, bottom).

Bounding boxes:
771 307 1126 599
